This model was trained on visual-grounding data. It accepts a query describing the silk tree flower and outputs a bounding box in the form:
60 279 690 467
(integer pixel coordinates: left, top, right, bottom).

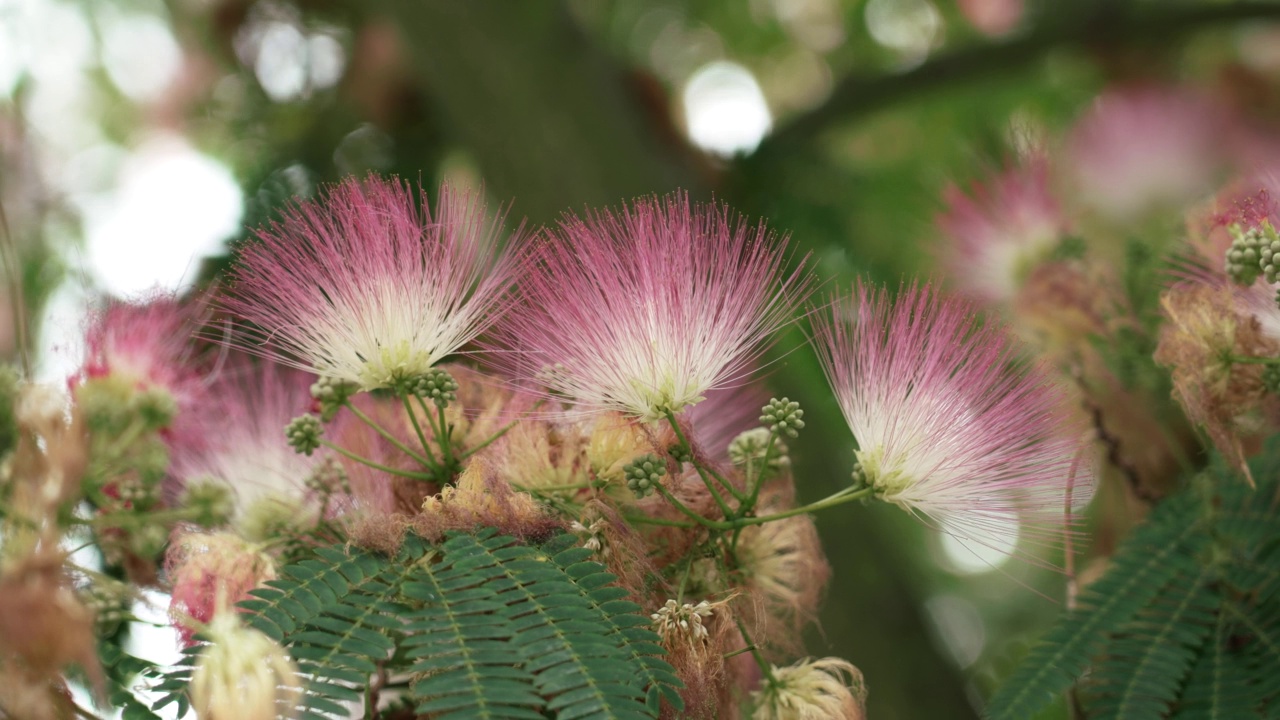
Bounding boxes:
501 193 811 421
812 283 1089 551
170 360 324 538
1154 275 1279 486
937 156 1067 305
77 293 210 452
1068 84 1230 219
222 176 522 392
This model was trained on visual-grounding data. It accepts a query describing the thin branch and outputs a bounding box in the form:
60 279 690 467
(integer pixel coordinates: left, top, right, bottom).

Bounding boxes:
758 1 1280 153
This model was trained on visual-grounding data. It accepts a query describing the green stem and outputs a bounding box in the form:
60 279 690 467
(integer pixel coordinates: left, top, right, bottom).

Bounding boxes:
733 431 778 552
654 482 723 528
400 394 441 470
346 402 434 467
514 482 593 494
733 486 875 528
734 616 777 688
1230 355 1280 365
460 416 520 460
663 410 741 515
437 402 457 471
622 513 697 529
319 440 436 481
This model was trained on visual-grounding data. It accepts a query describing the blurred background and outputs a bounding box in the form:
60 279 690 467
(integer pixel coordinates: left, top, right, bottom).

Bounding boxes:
4 0 1280 716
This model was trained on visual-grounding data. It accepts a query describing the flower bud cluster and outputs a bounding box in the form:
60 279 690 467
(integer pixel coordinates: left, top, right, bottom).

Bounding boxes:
622 453 665 498
310 377 357 421
728 427 790 474
285 415 323 456
760 397 805 438
407 368 459 408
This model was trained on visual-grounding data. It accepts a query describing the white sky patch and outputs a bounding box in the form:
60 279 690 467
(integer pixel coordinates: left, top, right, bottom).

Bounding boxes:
81 135 243 297
938 516 1019 575
100 10 183 102
924 594 986 668
35 281 89 384
865 0 942 62
682 60 772 157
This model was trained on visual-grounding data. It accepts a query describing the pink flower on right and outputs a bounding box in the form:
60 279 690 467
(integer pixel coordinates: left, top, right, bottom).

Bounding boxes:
810 282 1091 554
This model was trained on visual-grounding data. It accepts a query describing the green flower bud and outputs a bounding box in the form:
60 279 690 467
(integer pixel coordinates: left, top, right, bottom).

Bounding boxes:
760 397 805 439
132 386 177 430
0 365 20 456
237 493 316 543
179 478 236 527
310 377 358 422
1227 223 1267 286
623 453 666 499
1264 365 1280 395
304 455 350 495
728 427 790 474
285 414 323 456
406 368 459 409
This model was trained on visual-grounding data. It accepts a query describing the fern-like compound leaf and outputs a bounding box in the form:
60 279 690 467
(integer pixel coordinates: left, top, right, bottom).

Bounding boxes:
986 494 1206 720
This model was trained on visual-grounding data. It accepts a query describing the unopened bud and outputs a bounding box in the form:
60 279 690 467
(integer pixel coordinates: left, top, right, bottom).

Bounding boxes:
132 386 177 430
760 398 805 439
191 611 302 720
1227 224 1267 286
728 428 790 474
407 368 459 409
310 377 358 422
284 415 323 456
623 453 666 498
179 479 236 528
1264 365 1280 395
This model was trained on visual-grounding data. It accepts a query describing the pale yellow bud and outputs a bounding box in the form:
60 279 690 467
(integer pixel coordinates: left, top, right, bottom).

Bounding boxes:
752 657 866 720
191 611 303 720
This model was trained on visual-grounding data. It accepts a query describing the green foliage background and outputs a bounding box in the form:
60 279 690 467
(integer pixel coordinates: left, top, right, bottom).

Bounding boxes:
8 0 1280 717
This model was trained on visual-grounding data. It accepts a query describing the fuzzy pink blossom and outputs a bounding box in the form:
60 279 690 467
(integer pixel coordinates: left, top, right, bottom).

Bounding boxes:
165 529 276 645
957 0 1023 36
77 293 209 447
1068 85 1230 219
938 157 1067 304
501 193 811 422
223 176 522 391
688 382 771 464
811 282 1089 552
170 359 322 521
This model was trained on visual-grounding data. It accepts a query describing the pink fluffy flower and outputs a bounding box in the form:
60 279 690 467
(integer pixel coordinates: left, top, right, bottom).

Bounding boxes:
502 193 811 421
166 529 276 645
170 360 322 523
811 283 1089 551
223 176 522 391
1068 84 1230 219
938 157 1067 304
77 293 209 449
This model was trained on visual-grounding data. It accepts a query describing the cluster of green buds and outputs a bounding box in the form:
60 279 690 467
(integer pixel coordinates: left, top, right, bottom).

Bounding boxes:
623 453 666 498
78 376 177 436
1265 364 1280 395
728 427 791 475
285 414 323 456
407 368 459 409
179 478 237 527
1226 224 1267 285
760 397 805 439
1225 220 1280 291
850 460 869 490
81 577 134 636
311 377 358 422
305 455 350 496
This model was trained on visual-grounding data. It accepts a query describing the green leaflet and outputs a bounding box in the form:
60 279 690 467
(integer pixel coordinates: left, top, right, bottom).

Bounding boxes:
987 441 1280 720
151 529 680 720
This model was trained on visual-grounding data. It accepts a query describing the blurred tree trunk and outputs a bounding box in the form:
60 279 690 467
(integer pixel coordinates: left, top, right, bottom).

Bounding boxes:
381 2 978 717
